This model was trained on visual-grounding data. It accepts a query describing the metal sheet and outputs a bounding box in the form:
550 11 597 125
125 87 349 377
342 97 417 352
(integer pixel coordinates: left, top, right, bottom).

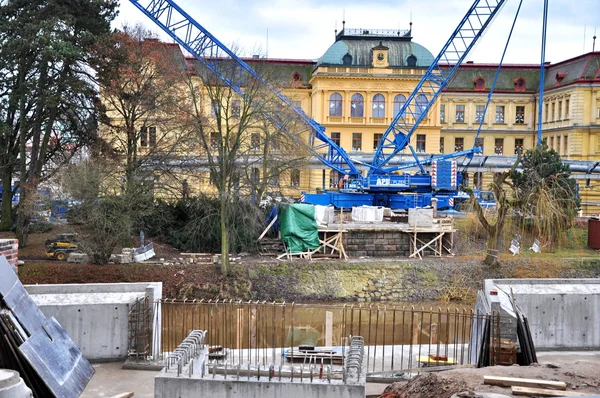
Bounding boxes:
2 280 46 336
19 317 95 398
0 256 18 296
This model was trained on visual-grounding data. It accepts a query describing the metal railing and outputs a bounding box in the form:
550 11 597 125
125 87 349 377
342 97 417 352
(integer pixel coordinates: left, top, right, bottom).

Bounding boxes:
158 300 502 375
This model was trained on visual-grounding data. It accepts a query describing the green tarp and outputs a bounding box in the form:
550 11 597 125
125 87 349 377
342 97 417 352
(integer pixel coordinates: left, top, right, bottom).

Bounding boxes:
278 203 320 253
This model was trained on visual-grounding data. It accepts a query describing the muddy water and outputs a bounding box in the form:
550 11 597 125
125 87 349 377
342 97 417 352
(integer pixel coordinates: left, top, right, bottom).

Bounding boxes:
161 301 474 353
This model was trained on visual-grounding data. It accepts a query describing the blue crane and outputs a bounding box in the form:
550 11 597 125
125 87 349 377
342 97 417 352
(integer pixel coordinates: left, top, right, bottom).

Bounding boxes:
129 0 361 179
129 0 508 209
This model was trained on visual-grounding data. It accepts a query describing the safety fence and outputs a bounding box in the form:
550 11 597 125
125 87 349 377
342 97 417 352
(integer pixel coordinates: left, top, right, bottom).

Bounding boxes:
157 300 503 375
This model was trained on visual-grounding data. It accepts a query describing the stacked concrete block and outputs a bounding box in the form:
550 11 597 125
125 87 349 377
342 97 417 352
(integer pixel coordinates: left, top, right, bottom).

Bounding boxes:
408 208 434 227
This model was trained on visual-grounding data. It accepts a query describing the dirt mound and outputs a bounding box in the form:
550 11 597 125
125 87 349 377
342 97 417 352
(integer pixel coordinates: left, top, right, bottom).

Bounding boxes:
380 373 469 398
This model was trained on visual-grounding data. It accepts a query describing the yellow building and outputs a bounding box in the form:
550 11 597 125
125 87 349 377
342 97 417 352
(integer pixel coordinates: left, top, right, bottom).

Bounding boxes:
101 32 600 213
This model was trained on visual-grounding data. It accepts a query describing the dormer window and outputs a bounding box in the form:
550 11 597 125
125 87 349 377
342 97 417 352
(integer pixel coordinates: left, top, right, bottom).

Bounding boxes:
407 54 417 67
555 72 567 86
342 53 353 65
514 77 526 92
474 77 486 91
291 72 302 87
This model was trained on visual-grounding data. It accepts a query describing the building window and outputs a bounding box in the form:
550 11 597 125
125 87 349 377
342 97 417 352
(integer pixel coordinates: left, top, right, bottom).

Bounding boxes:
475 137 484 154
495 138 504 155
515 106 525 124
473 172 483 190
563 135 568 155
290 169 300 187
148 127 156 147
475 105 486 123
551 102 556 122
557 136 562 153
329 93 343 116
455 137 464 152
209 171 217 185
550 136 555 150
416 134 426 153
352 133 362 152
440 104 446 123
394 94 407 116
495 105 505 123
565 99 569 119
439 137 444 154
474 77 485 91
415 94 428 119
544 103 549 122
455 105 465 122
514 78 526 92
514 138 524 154
372 94 385 118
329 170 339 188
231 100 241 118
252 168 260 184
251 132 261 151
350 93 364 117
140 127 148 147
558 100 562 120
331 132 341 146
373 133 383 150
211 99 220 116
210 132 219 151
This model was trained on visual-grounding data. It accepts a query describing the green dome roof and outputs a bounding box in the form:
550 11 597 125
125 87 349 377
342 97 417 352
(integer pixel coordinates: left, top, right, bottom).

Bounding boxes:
317 38 434 68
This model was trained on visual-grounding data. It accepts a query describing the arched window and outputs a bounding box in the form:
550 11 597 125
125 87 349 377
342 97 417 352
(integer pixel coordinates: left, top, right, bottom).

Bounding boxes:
393 94 407 117
350 93 364 117
415 94 428 119
407 54 417 67
342 53 353 65
514 77 526 92
329 93 343 116
372 94 385 118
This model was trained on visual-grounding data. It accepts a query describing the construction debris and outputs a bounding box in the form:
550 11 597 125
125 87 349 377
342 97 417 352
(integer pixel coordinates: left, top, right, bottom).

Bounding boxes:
0 256 94 397
483 375 566 390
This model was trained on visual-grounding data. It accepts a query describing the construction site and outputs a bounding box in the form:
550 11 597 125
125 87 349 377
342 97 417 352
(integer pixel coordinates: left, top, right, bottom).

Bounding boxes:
1 0 600 397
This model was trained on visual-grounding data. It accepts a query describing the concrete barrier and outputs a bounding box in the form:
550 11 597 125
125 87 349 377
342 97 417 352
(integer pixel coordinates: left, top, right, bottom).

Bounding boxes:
25 282 162 362
481 279 600 350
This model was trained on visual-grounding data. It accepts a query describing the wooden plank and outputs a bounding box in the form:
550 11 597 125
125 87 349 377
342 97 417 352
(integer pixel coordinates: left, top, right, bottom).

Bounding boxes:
511 386 588 397
484 376 566 390
258 215 277 240
108 393 134 398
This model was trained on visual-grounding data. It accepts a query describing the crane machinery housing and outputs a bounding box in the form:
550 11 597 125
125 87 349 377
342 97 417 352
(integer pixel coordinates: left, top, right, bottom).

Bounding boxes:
130 0 509 210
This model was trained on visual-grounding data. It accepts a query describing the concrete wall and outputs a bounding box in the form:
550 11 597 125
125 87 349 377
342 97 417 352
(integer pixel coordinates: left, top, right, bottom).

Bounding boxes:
25 282 162 362
485 279 600 350
154 377 365 398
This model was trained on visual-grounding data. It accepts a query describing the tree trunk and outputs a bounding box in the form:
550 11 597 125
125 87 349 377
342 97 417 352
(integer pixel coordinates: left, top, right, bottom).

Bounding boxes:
220 196 230 276
484 227 501 268
0 166 13 231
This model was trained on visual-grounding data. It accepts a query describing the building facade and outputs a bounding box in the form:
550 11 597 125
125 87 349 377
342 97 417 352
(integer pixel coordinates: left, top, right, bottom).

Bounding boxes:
102 31 600 213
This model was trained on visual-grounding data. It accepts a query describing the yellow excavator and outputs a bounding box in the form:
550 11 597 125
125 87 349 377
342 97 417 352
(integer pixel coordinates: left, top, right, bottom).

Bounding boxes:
45 233 81 261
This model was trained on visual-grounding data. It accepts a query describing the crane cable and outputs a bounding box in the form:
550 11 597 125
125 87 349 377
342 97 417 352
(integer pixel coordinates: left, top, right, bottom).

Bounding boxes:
459 0 524 176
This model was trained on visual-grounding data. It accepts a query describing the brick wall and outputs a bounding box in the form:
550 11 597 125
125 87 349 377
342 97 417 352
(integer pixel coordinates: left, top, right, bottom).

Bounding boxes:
0 239 19 272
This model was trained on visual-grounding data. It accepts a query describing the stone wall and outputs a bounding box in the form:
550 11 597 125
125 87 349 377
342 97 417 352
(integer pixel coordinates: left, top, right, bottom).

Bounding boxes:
0 239 19 272
250 262 442 302
342 230 450 257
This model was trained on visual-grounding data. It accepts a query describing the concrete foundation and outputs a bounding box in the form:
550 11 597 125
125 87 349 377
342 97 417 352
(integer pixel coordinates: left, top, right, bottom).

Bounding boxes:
25 282 162 361
481 279 600 350
155 377 365 398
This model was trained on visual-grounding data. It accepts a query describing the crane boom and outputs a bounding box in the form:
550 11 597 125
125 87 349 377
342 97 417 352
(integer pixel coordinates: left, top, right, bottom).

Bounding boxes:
129 0 361 177
369 0 507 176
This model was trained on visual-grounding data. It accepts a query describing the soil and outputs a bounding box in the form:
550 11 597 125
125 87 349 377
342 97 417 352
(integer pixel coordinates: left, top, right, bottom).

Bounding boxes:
379 358 600 397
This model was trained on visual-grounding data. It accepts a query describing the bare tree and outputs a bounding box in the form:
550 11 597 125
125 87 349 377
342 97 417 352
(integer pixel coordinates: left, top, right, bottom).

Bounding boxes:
465 155 520 268
179 55 309 276
94 25 192 199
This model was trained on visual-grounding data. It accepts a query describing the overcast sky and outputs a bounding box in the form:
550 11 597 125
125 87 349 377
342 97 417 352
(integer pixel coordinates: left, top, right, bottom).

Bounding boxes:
117 0 599 65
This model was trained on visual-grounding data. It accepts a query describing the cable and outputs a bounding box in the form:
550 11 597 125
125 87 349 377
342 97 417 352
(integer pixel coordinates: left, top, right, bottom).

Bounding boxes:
460 0 524 176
